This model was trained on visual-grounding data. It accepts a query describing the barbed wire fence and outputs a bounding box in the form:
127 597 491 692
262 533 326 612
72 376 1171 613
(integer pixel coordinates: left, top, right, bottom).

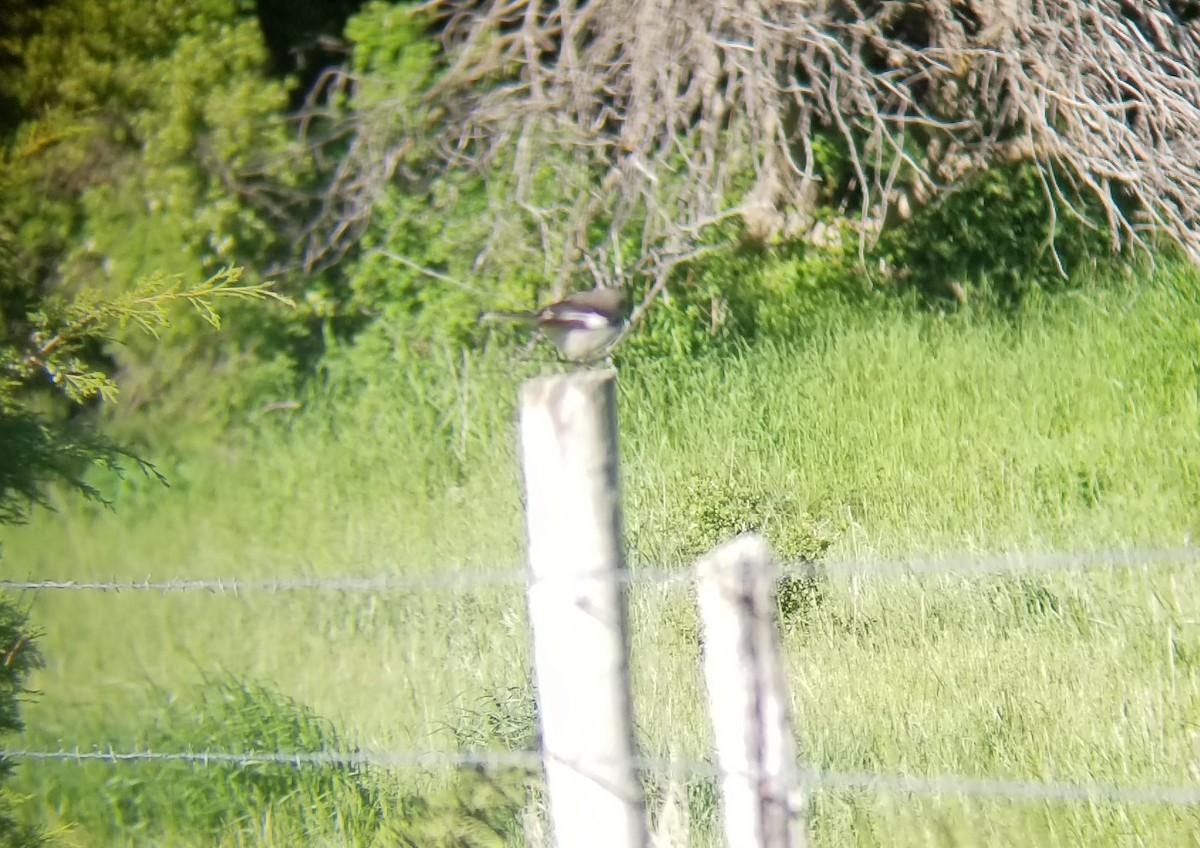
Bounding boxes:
5 371 1200 845
6 551 1200 823
4 543 1200 594
6 542 1200 828
7 747 1200 807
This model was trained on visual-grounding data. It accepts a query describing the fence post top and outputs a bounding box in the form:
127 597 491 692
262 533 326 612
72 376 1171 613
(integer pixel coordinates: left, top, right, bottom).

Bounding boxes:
695 533 774 575
519 368 617 395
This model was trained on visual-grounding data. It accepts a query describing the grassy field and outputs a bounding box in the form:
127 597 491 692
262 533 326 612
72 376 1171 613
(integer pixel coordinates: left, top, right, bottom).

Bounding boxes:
5 265 1200 845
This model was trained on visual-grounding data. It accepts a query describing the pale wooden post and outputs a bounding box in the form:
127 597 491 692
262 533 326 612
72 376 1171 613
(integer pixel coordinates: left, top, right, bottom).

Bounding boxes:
518 369 647 848
696 533 805 848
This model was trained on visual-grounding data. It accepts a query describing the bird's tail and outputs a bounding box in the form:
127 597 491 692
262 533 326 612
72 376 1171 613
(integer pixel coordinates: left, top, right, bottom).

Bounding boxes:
477 309 538 325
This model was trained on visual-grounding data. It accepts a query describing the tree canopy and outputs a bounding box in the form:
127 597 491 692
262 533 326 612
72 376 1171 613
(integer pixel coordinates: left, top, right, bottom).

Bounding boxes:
2 0 1199 440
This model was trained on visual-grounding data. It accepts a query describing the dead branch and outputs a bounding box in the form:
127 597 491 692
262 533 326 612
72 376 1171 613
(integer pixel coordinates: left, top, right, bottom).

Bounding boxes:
298 0 1200 286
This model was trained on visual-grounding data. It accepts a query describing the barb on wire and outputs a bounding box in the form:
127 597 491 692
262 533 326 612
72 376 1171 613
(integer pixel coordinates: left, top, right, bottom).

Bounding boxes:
2 746 542 771
3 545 1200 595
0 571 528 593
6 747 1200 807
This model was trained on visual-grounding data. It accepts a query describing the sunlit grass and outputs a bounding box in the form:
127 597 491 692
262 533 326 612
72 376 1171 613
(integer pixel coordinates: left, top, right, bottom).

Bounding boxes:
6 265 1200 844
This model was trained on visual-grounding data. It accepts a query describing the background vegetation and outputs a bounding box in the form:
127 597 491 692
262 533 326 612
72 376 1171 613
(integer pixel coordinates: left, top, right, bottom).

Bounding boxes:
8 271 1200 846
2 0 1200 846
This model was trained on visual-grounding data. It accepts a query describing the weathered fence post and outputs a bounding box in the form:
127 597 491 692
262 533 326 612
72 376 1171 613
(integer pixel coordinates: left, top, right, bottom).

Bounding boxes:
696 533 805 848
519 369 647 848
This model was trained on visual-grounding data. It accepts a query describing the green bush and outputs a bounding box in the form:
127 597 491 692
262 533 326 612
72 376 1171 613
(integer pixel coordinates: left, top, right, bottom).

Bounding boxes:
673 474 839 629
674 474 837 562
67 678 384 843
878 162 1120 304
1 0 312 442
0 598 44 848
38 675 537 846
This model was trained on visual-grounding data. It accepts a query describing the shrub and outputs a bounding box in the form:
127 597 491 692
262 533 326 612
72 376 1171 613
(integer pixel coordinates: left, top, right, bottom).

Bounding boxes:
0 598 44 848
878 162 1118 304
72 678 384 843
675 474 839 629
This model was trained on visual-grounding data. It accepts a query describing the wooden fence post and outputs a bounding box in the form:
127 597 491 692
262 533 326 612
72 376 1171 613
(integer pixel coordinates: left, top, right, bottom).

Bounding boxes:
519 369 647 848
696 533 805 848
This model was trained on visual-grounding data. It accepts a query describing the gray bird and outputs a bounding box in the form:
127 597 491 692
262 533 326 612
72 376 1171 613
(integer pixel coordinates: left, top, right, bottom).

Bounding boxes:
479 288 628 361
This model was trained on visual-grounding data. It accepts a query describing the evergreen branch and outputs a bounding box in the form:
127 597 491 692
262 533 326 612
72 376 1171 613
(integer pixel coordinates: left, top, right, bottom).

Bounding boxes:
7 267 293 405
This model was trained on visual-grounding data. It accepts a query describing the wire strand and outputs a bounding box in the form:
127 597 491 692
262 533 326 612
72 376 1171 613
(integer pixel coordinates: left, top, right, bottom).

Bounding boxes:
6 747 1200 806
3 544 1198 594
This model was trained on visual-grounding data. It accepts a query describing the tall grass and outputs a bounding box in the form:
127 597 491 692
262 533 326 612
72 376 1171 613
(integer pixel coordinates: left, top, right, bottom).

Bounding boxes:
6 265 1200 845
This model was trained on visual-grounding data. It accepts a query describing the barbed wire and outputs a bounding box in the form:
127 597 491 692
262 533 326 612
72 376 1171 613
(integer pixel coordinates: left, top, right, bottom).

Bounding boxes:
0 572 530 594
6 746 1200 806
3 544 1198 595
2 746 542 771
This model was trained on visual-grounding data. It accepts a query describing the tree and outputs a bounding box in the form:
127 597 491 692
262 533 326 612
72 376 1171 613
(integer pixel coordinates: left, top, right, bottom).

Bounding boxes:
0 596 42 847
0 0 317 432
302 0 1200 305
0 267 290 522
0 259 288 846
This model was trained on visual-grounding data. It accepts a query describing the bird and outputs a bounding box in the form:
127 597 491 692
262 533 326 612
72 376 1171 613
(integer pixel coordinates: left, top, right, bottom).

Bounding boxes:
478 288 629 361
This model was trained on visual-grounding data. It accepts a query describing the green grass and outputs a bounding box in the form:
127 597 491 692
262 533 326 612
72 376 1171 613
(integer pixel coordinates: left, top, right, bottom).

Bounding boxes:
5 265 1200 845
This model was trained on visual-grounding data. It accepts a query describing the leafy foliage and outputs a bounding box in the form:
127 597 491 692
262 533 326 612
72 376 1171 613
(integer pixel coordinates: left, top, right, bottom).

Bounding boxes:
80 678 384 842
0 0 1146 421
0 409 154 526
0 600 43 848
673 474 839 628
879 162 1117 303
0 267 290 523
324 5 553 370
0 0 314 435
674 474 838 565
4 268 291 405
38 676 530 847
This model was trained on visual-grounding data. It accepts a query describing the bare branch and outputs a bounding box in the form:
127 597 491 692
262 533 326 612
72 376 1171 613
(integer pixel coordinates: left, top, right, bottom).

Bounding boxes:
299 0 1200 287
